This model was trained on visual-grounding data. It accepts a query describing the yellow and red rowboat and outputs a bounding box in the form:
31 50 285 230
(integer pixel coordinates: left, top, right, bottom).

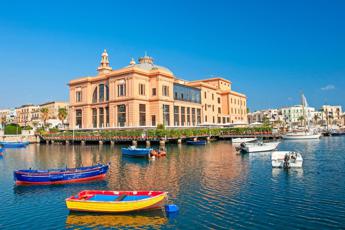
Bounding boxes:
66 190 168 213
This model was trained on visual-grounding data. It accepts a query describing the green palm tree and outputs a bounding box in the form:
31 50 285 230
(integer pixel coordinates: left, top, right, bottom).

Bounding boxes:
40 107 49 127
297 116 305 127
313 114 320 125
58 108 68 128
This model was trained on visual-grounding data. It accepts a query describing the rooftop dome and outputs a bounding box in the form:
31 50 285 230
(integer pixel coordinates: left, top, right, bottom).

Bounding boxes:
126 54 173 74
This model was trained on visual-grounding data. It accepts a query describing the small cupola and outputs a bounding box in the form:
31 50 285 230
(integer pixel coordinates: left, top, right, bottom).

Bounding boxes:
97 49 112 74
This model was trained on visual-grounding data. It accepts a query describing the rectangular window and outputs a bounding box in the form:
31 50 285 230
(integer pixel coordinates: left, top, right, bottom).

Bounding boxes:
118 83 126 96
205 104 207 111
163 104 170 126
197 109 201 124
173 83 201 104
223 117 226 123
218 107 221 114
218 97 221 104
212 105 214 112
174 106 179 126
92 108 97 128
212 94 214 100
205 115 207 122
192 108 196 126
117 104 126 127
139 104 146 126
99 108 104 128
187 107 190 126
162 85 169 96
213 116 215 123
105 107 109 127
152 115 156 126
204 92 207 99
181 107 185 126
218 117 221 123
75 109 82 128
76 91 82 102
139 84 145 95
152 88 156 96
227 117 230 123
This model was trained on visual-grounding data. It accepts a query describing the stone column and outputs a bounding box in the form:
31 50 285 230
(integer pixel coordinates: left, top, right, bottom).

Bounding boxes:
159 139 165 147
132 140 137 147
99 140 103 145
146 140 151 148
110 140 115 146
66 140 70 145
177 138 182 144
81 140 86 145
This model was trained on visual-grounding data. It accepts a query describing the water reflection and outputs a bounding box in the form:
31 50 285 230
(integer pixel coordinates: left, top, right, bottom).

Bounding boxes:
65 211 167 229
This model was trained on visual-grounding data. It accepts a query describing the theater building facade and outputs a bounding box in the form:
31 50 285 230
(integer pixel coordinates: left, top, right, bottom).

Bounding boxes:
69 50 247 129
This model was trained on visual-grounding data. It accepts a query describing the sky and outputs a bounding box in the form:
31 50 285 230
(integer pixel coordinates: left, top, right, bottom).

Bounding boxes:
0 0 344 111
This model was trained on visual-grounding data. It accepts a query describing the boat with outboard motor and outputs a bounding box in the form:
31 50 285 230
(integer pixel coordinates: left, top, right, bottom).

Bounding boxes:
122 146 153 157
271 151 303 168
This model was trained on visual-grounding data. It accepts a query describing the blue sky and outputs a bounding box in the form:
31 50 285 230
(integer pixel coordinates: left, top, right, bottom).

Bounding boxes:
0 0 344 111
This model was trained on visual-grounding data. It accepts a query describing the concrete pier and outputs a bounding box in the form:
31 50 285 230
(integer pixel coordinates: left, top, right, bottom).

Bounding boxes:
146 140 151 148
177 138 182 144
81 140 86 145
99 140 103 145
132 140 137 147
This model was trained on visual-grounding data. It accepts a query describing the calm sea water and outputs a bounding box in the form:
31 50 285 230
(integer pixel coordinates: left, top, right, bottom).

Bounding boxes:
0 137 345 229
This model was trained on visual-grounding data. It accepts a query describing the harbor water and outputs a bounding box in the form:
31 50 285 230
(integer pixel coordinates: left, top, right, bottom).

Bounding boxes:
0 137 345 229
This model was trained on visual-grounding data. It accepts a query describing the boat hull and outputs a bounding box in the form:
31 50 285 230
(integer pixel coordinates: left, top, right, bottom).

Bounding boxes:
66 191 168 213
121 148 152 157
0 142 27 148
14 164 109 185
242 142 280 153
186 140 207 145
282 134 321 140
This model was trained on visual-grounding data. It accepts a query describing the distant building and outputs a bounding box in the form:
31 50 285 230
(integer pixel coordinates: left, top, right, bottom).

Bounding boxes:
40 101 69 122
15 104 40 127
280 105 315 124
321 105 342 125
248 109 282 124
68 50 247 129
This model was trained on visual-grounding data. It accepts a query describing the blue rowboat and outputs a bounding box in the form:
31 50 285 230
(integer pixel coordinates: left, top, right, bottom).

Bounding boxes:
121 147 152 157
186 140 207 145
0 141 28 148
14 164 109 185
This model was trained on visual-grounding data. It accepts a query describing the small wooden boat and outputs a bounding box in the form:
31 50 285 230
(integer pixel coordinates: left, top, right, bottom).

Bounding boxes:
14 164 109 185
66 190 168 213
271 151 303 168
186 140 207 145
0 141 28 148
122 146 152 157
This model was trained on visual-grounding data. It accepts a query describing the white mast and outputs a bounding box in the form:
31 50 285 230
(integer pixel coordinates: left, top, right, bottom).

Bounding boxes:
301 94 309 130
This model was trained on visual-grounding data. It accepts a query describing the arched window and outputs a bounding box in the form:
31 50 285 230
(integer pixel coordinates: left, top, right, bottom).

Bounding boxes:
105 84 109 101
92 87 98 103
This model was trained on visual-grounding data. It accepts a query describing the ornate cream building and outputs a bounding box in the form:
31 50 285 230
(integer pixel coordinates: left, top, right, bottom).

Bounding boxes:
68 50 247 129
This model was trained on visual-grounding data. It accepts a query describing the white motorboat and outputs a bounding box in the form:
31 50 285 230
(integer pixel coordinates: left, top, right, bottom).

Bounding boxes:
271 151 303 168
232 137 257 144
240 141 280 153
282 131 321 140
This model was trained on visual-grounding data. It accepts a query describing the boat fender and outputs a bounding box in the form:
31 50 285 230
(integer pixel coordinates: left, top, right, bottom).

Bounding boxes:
165 204 179 213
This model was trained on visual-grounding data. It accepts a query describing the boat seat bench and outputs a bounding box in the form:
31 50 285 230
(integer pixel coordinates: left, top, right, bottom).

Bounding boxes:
83 194 151 202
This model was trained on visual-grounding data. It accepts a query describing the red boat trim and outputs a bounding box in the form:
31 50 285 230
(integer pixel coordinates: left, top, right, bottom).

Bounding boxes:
15 173 106 185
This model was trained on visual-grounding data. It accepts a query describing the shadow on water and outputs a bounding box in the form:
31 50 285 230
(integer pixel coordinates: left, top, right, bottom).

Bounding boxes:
65 209 168 229
121 156 150 167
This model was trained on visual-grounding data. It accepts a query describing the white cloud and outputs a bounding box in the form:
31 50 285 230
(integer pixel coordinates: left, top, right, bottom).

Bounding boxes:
321 84 335 91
